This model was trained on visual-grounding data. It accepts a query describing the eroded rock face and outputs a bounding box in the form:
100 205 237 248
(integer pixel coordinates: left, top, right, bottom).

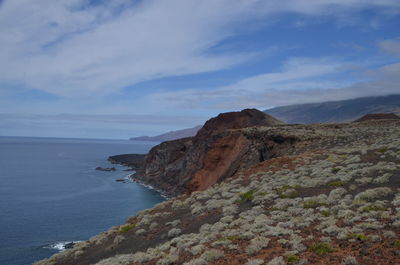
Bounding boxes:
134 109 286 196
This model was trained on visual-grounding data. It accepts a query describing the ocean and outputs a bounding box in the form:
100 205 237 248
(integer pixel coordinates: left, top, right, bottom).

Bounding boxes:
0 136 164 265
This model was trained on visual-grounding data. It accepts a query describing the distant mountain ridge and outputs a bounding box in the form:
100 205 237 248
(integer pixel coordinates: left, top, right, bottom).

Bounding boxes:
264 94 400 124
130 125 202 142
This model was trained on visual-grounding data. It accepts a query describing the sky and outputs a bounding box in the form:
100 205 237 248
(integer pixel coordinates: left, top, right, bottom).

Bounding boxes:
0 0 400 139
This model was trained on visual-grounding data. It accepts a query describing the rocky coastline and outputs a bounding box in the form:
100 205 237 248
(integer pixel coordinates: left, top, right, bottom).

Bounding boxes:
34 110 400 265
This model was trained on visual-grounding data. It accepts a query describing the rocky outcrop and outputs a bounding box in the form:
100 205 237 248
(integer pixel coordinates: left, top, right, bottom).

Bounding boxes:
353 113 400 122
195 108 283 139
133 109 286 196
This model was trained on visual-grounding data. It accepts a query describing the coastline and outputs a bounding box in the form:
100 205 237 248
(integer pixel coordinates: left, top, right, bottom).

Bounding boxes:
107 153 173 198
127 173 170 200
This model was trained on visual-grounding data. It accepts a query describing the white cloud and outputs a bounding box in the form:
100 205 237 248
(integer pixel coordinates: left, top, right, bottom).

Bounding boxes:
1 0 399 97
150 57 400 109
379 38 400 55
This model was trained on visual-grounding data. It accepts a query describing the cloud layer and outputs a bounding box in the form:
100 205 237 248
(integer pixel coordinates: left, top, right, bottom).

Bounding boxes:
1 0 400 138
1 0 399 96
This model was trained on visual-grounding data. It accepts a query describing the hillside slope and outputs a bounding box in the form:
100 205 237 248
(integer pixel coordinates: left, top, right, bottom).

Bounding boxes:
35 116 400 265
265 94 400 124
130 125 202 142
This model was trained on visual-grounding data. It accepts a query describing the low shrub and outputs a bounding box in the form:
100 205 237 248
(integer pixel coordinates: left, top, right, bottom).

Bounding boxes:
277 185 301 199
287 254 300 263
321 210 331 217
119 223 136 233
360 204 386 213
303 200 327 209
226 235 241 241
237 190 255 203
308 242 335 255
331 168 340 174
347 233 368 241
328 180 344 187
377 148 388 153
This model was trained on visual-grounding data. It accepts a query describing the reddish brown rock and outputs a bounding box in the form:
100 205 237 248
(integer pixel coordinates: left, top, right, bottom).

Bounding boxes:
133 109 286 196
196 108 284 139
353 113 399 122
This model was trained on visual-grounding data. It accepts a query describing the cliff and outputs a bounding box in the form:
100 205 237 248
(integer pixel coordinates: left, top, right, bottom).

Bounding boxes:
35 115 400 265
133 109 285 196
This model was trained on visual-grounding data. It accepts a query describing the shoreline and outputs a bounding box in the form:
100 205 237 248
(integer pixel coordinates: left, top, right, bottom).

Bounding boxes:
127 173 170 200
107 153 172 199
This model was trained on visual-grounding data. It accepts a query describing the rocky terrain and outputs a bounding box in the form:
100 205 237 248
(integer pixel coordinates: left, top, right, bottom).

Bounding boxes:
34 111 400 265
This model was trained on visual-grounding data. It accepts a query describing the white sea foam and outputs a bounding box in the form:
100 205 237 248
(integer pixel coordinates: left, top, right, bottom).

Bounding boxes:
44 241 81 251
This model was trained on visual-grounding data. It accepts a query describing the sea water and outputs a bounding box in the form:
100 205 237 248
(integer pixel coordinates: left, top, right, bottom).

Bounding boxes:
0 136 164 265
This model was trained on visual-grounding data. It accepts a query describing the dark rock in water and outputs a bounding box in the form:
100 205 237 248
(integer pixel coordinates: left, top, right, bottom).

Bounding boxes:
64 242 75 249
115 178 126 182
95 167 116 171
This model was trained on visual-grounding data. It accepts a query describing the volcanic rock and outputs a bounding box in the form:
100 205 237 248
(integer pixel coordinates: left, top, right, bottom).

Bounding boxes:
133 109 285 196
353 113 399 122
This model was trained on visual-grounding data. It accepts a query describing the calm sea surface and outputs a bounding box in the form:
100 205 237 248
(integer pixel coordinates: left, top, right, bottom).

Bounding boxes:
0 136 164 265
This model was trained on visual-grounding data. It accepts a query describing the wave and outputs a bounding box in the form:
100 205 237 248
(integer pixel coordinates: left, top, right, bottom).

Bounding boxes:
43 241 82 251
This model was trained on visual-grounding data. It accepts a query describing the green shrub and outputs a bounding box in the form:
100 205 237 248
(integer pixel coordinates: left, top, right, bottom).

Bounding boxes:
321 210 331 217
394 240 400 248
280 190 299 199
119 223 136 233
278 185 301 193
347 233 368 241
328 180 344 187
236 190 255 203
287 254 300 263
360 204 386 213
331 168 340 174
303 200 327 209
277 185 301 199
308 242 335 255
226 235 241 241
377 148 388 153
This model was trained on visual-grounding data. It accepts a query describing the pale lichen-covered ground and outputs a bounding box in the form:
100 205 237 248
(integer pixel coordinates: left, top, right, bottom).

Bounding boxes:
35 120 400 265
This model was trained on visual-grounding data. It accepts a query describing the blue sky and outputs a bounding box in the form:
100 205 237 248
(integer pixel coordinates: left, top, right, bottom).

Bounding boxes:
0 0 400 139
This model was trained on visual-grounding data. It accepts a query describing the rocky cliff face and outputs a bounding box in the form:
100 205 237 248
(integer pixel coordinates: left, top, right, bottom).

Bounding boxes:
133 109 286 196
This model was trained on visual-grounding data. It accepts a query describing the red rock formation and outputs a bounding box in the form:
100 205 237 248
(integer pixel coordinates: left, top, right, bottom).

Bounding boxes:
196 108 283 139
353 113 399 122
133 109 287 196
